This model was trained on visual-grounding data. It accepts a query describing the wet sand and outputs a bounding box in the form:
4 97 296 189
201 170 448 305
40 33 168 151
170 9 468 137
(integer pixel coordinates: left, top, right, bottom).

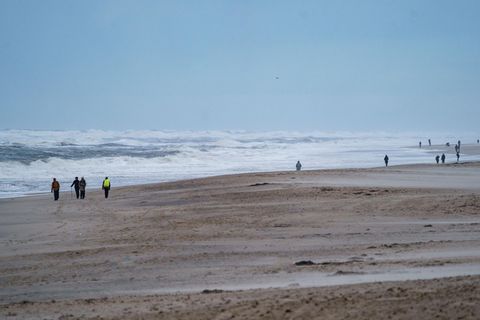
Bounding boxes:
1 161 480 319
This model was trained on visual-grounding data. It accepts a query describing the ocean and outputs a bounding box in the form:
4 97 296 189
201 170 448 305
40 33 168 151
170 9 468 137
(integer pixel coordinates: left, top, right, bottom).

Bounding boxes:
0 130 478 198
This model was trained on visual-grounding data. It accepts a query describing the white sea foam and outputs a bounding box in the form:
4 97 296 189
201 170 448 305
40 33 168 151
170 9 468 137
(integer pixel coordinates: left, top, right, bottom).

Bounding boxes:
0 130 478 197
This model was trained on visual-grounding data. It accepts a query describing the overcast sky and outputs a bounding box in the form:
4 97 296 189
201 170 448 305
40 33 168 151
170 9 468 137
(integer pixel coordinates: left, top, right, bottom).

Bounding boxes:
1 0 479 131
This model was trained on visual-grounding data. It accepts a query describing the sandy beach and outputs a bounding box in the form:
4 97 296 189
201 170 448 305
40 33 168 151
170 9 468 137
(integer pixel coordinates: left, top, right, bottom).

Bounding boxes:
1 161 480 319
3 0 480 317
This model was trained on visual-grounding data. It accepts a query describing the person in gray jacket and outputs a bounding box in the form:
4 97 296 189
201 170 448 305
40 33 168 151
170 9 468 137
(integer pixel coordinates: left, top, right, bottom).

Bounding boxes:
79 177 86 199
296 161 302 171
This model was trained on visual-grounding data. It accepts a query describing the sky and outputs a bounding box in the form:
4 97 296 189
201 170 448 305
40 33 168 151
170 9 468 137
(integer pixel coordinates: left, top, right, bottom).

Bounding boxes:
1 0 479 131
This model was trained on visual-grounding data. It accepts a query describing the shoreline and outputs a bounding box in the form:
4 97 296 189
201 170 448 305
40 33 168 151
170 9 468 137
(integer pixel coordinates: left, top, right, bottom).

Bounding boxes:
2 159 480 200
1 161 480 318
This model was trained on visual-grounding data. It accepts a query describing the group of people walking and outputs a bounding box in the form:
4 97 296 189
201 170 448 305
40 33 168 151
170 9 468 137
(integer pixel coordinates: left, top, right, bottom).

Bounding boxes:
50 177 111 201
434 154 447 164
383 138 471 167
70 177 87 199
384 152 455 167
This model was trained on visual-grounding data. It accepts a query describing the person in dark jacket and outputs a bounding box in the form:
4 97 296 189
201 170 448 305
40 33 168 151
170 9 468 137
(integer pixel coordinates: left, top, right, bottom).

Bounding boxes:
79 177 86 199
441 153 446 164
71 177 80 199
384 155 389 167
435 155 440 164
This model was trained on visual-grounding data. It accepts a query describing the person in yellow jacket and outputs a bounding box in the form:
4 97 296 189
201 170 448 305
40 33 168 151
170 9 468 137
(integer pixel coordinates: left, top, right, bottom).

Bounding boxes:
102 177 111 198
51 178 60 201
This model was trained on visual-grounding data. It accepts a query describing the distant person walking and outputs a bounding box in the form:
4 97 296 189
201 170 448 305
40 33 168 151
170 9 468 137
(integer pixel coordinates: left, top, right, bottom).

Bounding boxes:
428 139 431 146
419 141 422 148
296 161 302 171
435 155 440 164
79 177 86 199
441 153 446 164
71 177 80 199
51 178 60 201
477 139 479 144
384 155 389 167
102 177 111 198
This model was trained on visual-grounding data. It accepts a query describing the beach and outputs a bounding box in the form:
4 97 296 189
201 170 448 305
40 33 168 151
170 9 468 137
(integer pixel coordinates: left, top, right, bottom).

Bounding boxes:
1 161 480 319
3 0 480 317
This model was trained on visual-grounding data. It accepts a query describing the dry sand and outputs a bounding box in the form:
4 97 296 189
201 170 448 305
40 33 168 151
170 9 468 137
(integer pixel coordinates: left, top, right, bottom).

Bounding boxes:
1 161 480 319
